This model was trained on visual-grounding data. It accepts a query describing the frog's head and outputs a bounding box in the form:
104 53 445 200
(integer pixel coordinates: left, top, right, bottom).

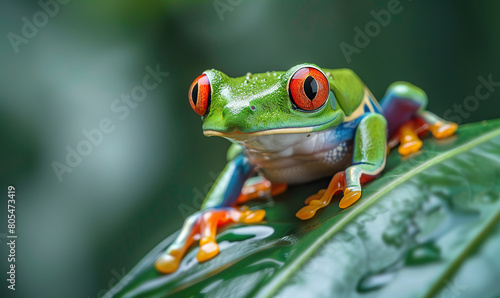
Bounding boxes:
188 63 345 143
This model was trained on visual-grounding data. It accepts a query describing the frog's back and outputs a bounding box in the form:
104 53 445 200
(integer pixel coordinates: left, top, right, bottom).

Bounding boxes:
320 68 366 117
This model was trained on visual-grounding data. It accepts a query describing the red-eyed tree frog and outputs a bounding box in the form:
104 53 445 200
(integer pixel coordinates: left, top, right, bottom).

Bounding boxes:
155 63 457 274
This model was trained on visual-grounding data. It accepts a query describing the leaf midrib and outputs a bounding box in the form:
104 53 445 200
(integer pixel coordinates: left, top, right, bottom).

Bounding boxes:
257 126 500 298
423 202 500 298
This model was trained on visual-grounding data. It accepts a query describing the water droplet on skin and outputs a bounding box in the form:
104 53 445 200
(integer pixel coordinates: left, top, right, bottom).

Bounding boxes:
244 80 248 84
266 71 271 76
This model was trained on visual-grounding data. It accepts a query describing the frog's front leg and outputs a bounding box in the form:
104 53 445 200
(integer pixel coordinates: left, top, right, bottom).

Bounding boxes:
155 151 267 274
343 113 387 206
296 113 387 220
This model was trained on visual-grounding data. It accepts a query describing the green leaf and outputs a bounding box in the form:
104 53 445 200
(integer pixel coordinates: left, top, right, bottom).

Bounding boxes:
109 120 500 298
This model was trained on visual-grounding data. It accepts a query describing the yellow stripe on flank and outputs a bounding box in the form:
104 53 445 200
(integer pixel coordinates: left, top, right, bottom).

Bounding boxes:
366 88 383 113
344 88 374 122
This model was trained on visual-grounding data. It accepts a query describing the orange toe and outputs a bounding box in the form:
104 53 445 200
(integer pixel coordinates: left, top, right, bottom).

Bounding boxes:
339 189 362 209
155 251 181 274
430 122 458 139
304 190 326 204
197 237 219 262
240 209 266 224
398 139 423 156
296 205 319 220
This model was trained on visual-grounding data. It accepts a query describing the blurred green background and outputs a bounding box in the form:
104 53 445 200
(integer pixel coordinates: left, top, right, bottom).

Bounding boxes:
1 0 499 297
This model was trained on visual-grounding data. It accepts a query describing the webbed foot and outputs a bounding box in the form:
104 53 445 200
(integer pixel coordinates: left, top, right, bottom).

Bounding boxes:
296 172 359 220
391 115 458 157
429 121 458 139
155 206 265 274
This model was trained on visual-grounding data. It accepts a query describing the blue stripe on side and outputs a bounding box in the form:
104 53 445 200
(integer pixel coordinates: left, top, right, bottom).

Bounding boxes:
326 113 366 147
202 153 255 209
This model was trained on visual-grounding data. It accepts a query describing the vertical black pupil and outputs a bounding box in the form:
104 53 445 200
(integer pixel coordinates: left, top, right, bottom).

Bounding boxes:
304 76 318 100
192 83 199 105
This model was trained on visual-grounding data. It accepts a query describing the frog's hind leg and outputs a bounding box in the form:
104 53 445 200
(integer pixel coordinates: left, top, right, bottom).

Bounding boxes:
390 117 429 156
380 82 456 156
380 81 428 138
236 176 287 204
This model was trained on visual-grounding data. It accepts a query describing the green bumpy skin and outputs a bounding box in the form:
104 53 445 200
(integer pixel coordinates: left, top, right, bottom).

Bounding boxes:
153 63 457 274
202 64 367 135
347 113 388 191
197 63 410 199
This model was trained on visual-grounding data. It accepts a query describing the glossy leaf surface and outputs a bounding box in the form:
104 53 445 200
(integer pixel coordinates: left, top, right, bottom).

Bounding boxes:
109 120 500 298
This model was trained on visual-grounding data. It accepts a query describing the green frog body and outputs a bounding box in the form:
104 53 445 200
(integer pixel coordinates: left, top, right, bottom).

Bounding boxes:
155 63 457 273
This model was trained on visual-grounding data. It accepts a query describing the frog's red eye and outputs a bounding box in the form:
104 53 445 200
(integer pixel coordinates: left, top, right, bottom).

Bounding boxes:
288 67 329 111
189 74 211 116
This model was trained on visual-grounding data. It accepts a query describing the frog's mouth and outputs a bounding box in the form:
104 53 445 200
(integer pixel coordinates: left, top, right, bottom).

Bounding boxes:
203 112 343 141
203 126 315 141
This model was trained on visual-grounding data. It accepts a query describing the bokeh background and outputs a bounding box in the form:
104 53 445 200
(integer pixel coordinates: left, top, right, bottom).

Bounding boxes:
1 0 499 297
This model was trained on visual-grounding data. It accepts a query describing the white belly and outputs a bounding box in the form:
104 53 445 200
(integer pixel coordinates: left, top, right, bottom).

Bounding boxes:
241 130 353 184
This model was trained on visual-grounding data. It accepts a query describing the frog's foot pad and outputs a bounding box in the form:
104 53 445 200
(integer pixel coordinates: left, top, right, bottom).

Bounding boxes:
430 121 458 139
239 208 266 224
339 188 362 209
296 172 347 220
197 237 219 262
399 140 423 156
155 247 185 274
